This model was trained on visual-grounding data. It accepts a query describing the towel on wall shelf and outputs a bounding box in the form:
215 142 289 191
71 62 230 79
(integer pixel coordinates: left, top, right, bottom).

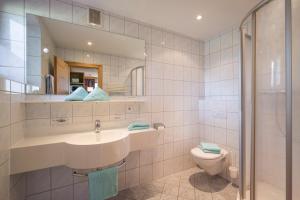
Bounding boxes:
64 87 88 101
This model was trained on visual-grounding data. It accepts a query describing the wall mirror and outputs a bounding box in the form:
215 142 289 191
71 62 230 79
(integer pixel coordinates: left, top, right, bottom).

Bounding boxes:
26 14 146 96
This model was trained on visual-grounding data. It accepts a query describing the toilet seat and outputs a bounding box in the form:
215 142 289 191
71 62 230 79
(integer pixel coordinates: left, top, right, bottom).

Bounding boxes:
191 147 227 160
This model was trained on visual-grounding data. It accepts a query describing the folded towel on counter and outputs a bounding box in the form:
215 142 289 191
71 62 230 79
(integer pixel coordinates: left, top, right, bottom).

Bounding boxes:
128 121 150 131
83 86 110 101
88 167 118 200
199 142 221 154
64 87 88 101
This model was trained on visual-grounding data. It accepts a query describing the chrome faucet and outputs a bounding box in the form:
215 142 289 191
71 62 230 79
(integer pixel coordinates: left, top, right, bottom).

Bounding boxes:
95 120 101 133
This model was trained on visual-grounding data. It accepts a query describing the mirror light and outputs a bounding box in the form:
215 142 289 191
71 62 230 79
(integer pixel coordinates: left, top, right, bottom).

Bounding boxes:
196 15 202 20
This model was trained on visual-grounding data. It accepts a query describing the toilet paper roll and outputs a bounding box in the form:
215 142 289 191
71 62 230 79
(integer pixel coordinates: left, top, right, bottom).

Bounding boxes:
157 126 165 131
229 166 238 179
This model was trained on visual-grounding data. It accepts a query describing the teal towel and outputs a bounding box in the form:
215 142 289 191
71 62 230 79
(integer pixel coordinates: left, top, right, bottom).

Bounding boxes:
83 86 110 101
128 121 150 131
88 167 118 200
199 143 221 154
64 87 88 101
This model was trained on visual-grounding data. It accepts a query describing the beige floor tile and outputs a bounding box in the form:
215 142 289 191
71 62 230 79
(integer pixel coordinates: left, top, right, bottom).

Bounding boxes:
141 182 165 193
178 186 195 200
195 190 212 200
116 168 237 200
160 194 178 200
163 184 179 196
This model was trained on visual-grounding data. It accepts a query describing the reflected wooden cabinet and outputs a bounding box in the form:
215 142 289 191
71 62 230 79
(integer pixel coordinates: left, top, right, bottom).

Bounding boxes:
54 56 103 94
54 56 70 94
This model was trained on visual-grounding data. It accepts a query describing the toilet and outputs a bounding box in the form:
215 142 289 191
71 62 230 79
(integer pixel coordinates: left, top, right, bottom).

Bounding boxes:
190 147 228 176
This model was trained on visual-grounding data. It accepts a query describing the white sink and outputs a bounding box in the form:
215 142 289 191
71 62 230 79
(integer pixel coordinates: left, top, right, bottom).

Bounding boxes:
65 131 130 169
11 128 158 174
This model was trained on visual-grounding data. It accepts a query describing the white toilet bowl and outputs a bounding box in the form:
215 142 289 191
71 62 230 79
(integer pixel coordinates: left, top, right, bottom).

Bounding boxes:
190 147 228 176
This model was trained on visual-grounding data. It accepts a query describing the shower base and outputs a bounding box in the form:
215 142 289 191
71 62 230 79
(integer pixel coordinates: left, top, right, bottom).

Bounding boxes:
237 181 284 200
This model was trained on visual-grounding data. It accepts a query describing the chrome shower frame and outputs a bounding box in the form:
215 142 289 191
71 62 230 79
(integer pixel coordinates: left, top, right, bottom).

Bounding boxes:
239 0 293 199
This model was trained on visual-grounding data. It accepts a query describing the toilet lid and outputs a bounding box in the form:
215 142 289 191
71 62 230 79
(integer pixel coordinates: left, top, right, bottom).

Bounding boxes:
191 147 227 160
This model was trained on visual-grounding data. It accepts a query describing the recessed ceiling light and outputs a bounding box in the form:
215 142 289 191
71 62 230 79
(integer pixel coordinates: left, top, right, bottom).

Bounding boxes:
43 48 49 54
87 41 93 46
196 15 202 20
86 54 90 57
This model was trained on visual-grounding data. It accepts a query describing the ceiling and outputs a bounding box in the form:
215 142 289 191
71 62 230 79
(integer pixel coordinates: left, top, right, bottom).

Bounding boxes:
41 17 145 59
74 0 260 40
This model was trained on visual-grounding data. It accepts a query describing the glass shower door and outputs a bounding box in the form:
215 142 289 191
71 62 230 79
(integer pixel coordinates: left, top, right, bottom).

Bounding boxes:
255 0 286 199
292 0 300 198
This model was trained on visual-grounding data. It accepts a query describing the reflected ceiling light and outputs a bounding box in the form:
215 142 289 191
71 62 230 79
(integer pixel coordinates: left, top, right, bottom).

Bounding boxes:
43 48 49 54
87 41 93 46
196 15 202 20
143 52 147 57
86 54 90 57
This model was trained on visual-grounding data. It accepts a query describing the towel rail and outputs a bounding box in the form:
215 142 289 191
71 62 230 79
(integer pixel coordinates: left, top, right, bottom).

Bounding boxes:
72 159 126 177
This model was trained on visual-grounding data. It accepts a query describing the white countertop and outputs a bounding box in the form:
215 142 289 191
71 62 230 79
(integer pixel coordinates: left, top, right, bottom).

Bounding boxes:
11 127 159 174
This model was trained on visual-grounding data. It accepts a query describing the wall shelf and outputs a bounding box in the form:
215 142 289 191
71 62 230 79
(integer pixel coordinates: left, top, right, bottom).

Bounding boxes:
23 95 147 104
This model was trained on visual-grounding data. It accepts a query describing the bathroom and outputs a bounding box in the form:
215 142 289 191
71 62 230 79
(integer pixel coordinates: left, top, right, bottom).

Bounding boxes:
0 0 299 199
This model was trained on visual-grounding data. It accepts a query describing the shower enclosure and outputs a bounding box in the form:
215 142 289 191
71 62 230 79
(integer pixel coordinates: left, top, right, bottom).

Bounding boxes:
239 0 299 199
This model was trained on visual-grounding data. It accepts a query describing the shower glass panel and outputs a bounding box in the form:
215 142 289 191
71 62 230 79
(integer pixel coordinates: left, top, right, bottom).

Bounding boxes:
292 0 300 199
240 16 253 199
255 0 286 199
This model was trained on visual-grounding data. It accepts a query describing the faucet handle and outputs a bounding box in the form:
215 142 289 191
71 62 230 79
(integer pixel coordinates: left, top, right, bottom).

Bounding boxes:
95 120 101 133
95 119 101 125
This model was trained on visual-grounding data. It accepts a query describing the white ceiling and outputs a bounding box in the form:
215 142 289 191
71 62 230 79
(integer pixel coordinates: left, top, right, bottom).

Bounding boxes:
41 17 145 59
74 0 260 40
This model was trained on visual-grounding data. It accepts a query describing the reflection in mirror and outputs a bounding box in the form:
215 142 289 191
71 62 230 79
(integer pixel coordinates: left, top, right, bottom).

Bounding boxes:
26 14 146 96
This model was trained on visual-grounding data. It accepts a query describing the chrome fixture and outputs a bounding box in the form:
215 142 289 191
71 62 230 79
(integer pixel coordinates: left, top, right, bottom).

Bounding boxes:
72 159 126 177
95 120 101 133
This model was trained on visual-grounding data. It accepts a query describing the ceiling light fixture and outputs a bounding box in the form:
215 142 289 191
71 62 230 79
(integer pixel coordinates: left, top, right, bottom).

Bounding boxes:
87 41 93 46
196 15 202 20
43 48 49 54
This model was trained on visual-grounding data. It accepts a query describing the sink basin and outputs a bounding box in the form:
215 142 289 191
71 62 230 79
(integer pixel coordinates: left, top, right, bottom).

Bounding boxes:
65 130 130 169
11 127 158 174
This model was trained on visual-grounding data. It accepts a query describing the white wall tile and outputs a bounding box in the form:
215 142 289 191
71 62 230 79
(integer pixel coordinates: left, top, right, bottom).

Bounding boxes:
26 168 50 195
50 166 73 189
0 39 25 68
74 182 88 200
0 0 24 16
0 12 24 42
125 168 139 187
50 0 72 22
73 103 93 117
140 164 153 183
151 28 163 46
51 185 73 200
50 103 72 118
109 15 124 34
0 127 10 166
25 0 50 17
72 5 88 25
26 103 50 119
125 20 139 38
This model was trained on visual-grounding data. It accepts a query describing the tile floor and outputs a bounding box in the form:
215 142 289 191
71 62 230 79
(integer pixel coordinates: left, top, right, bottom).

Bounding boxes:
110 167 238 200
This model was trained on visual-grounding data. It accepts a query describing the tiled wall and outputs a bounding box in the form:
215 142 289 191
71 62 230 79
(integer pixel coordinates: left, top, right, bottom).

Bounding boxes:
0 0 206 200
200 28 241 173
0 78 26 200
